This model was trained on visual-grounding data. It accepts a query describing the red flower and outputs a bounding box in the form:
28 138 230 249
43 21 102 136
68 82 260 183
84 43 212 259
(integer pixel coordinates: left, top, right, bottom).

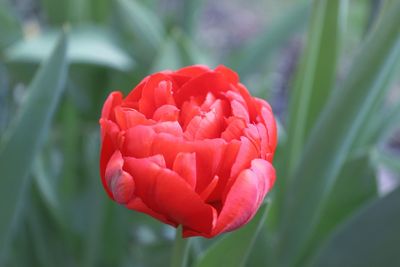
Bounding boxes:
99 65 277 238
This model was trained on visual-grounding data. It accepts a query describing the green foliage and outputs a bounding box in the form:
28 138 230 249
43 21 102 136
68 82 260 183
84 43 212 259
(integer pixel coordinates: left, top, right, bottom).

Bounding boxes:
0 0 399 266
0 33 68 264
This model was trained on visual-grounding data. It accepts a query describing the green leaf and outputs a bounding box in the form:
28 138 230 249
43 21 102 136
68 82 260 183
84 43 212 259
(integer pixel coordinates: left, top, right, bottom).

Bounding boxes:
0 33 68 263
284 0 347 180
5 27 134 71
231 2 309 77
277 2 400 266
195 202 269 267
298 154 378 265
309 186 400 267
40 0 70 25
180 0 203 37
151 36 182 72
0 0 22 51
114 0 165 62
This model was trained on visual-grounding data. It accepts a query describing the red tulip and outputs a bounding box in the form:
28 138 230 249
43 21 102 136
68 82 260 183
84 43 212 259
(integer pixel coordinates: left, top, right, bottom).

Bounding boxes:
99 65 277 238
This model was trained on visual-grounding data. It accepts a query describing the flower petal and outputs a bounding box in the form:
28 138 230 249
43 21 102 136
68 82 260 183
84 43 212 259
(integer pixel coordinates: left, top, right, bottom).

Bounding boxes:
175 65 211 77
174 72 230 107
123 125 155 158
114 106 152 130
215 65 239 84
126 197 177 227
105 150 135 204
153 104 180 122
230 136 259 179
173 152 197 189
124 157 216 234
101 91 123 121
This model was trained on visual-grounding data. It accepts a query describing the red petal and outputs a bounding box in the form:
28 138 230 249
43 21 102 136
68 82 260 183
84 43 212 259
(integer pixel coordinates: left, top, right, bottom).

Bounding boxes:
221 117 246 141
114 106 152 130
175 65 211 77
123 125 155 158
184 110 223 140
215 65 239 84
174 72 230 107
124 76 148 103
173 152 197 189
261 106 278 153
154 80 176 107
236 83 258 122
139 73 173 118
153 104 180 121
192 139 226 194
179 100 202 130
126 197 177 227
99 119 120 198
101 91 123 121
152 121 183 137
249 159 276 207
208 140 241 202
200 175 219 201
105 150 135 204
211 169 259 235
152 133 186 167
230 136 259 180
124 157 216 234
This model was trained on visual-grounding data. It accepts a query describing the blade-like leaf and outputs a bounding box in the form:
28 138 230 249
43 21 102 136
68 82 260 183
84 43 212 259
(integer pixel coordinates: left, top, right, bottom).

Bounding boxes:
309 186 400 267
284 0 347 180
277 2 400 266
0 33 68 263
150 36 182 72
195 203 269 267
298 154 378 265
5 27 134 71
114 0 165 63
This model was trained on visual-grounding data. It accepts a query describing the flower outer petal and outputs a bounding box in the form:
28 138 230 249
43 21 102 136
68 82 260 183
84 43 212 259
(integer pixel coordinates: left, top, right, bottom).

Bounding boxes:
124 157 216 234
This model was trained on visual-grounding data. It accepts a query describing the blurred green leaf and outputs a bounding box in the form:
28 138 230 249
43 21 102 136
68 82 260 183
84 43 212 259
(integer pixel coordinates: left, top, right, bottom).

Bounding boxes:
299 154 377 265
181 0 203 37
81 128 107 267
0 33 68 263
0 0 22 51
277 2 400 266
114 0 165 63
355 96 400 150
33 156 60 216
5 27 134 71
151 36 182 72
195 203 269 267
285 0 347 176
309 185 400 267
231 2 309 76
178 31 213 67
41 0 110 25
40 0 69 25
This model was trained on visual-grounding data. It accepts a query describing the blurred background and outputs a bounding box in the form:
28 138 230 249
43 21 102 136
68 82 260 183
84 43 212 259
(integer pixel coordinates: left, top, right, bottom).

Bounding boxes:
0 0 399 266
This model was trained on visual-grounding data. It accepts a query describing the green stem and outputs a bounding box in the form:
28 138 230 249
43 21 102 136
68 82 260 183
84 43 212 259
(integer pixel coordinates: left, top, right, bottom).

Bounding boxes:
171 227 191 267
